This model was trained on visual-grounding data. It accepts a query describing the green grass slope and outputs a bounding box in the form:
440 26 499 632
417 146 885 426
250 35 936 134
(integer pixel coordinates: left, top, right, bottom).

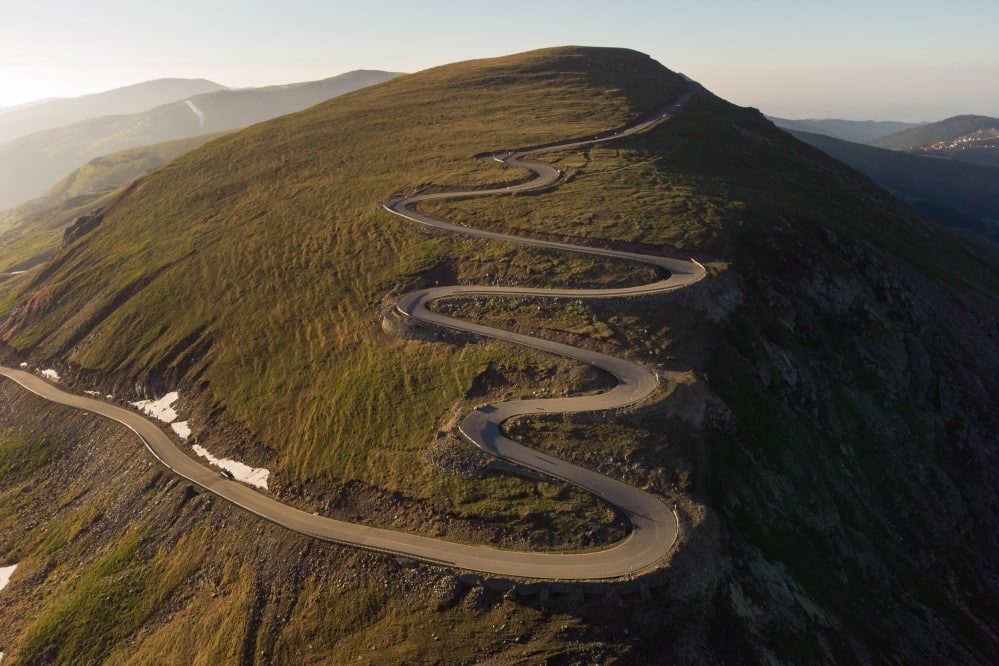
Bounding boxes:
28 132 231 207
0 45 685 509
0 388 632 666
408 89 999 661
0 133 231 274
0 47 996 663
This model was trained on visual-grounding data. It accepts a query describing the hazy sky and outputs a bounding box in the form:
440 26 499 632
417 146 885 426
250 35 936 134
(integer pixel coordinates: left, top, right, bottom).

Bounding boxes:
2 0 997 121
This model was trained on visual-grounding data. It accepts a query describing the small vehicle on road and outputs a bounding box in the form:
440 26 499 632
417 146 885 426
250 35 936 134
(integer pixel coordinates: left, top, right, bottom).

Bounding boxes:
220 469 234 480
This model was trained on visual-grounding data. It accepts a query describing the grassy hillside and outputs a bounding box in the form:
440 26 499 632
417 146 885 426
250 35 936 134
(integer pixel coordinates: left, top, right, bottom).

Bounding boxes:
0 133 231 274
425 98 998 283
0 47 996 663
0 386 641 665
0 70 400 210
413 89 999 662
0 45 685 511
27 132 231 206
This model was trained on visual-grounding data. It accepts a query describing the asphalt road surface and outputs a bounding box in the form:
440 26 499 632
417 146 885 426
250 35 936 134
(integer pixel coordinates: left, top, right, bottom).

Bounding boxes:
0 83 705 580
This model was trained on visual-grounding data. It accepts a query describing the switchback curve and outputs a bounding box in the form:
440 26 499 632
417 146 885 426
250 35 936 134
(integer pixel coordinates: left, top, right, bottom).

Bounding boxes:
0 82 705 580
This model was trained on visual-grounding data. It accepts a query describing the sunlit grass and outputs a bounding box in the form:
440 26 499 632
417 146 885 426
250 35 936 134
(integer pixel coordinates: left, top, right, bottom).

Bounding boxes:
0 133 228 273
0 47 686 508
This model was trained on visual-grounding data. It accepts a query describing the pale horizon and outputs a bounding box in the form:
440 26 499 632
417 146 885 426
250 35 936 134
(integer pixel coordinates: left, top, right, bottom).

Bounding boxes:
2 0 997 123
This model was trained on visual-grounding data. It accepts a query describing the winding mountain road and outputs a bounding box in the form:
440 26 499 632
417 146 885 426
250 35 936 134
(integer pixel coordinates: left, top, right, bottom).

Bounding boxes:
0 83 705 580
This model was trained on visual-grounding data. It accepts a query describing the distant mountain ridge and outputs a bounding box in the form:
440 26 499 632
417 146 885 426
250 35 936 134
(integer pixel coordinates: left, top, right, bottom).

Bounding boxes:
0 98 65 115
785 128 999 246
0 70 401 210
768 116 923 143
869 114 999 167
0 78 225 146
869 114 999 149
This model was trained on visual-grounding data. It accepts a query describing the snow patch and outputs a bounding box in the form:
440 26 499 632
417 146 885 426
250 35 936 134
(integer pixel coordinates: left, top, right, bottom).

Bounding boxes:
171 421 191 439
131 392 180 423
192 445 269 490
184 99 205 129
0 563 16 591
18 362 27 368
85 390 100 397
40 368 59 381
0 562 19 664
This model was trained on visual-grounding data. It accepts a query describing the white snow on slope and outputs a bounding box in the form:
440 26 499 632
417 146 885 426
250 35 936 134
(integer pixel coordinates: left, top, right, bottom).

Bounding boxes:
192 445 269 490
0 563 16 591
184 100 205 129
129 392 266 489
131 392 180 423
41 368 59 381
